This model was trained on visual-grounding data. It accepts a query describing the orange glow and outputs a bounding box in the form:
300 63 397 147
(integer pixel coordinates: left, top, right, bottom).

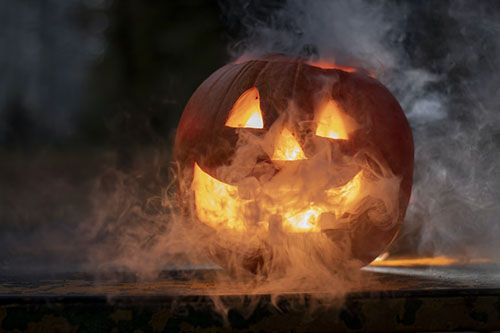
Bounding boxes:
225 87 264 129
315 100 356 140
192 162 364 233
283 207 322 232
192 163 245 231
326 171 363 206
370 255 491 267
307 60 375 78
308 60 358 73
271 128 306 161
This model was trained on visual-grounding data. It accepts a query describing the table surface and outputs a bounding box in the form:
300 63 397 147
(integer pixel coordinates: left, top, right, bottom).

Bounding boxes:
1 260 500 296
2 261 500 331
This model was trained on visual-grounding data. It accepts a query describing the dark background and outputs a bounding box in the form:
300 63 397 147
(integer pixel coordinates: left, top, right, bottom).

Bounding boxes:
1 0 499 272
0 0 234 271
0 2 228 226
0 0 230 152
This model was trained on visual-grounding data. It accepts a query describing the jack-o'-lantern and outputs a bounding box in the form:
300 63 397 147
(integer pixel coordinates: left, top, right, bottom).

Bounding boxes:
174 54 413 273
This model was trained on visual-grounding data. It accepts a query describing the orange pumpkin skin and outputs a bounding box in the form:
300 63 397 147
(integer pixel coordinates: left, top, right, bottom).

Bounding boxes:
174 54 414 265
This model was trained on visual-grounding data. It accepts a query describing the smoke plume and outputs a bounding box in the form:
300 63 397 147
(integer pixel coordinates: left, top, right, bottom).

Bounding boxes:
2 0 500 303
220 0 500 260
79 0 500 294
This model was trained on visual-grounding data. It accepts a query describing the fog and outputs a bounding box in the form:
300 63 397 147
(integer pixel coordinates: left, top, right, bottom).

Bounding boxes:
1 0 500 283
220 0 500 260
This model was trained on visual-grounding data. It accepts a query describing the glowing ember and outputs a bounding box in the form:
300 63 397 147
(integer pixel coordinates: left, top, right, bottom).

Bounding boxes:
225 86 264 129
272 127 306 161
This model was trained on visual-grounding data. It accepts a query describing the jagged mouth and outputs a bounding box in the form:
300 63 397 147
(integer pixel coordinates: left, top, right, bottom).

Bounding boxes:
191 161 369 233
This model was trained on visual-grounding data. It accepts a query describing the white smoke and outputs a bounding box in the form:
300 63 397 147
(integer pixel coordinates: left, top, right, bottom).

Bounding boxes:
220 0 500 260
2 0 499 291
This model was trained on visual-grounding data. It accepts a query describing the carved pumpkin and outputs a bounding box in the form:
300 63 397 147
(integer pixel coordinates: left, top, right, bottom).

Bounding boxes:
174 54 414 271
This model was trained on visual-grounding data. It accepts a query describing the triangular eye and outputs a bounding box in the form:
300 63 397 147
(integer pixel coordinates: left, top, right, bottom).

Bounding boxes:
315 100 356 140
225 87 264 129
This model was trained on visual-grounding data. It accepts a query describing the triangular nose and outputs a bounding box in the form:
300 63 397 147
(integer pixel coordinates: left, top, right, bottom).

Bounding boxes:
271 128 306 161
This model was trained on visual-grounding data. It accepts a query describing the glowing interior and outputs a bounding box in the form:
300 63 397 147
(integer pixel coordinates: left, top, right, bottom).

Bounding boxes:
192 163 245 231
191 162 363 233
325 171 363 205
315 100 353 140
225 86 264 129
307 60 357 73
307 60 375 78
271 128 306 161
283 207 322 232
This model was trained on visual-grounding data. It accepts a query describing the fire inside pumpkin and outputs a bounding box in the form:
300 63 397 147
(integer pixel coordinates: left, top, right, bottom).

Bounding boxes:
175 54 414 269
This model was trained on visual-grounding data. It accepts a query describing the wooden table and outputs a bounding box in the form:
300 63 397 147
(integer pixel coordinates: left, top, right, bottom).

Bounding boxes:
1 263 500 331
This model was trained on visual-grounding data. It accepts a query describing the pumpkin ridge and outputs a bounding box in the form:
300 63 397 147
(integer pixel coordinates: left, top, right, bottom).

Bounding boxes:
291 60 302 105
